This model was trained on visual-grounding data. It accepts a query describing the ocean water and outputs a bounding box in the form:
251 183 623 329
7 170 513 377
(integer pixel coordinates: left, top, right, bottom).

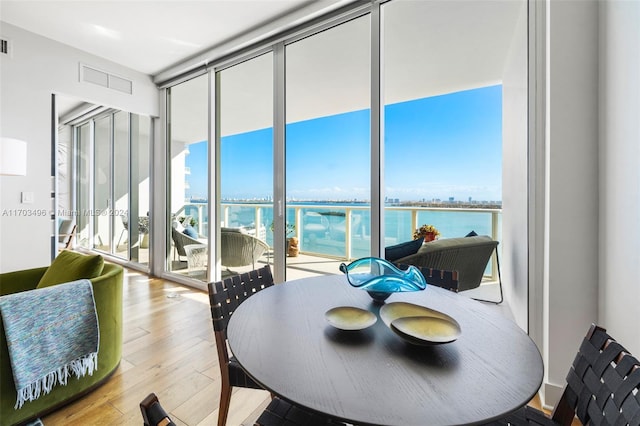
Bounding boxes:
187 202 501 260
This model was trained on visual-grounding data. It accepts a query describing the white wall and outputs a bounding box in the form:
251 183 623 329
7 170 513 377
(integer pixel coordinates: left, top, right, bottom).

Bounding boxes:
599 0 640 356
0 22 159 272
539 0 640 408
501 2 528 330
541 0 600 405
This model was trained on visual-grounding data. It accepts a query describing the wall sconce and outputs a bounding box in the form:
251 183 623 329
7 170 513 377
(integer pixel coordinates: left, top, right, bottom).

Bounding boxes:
0 137 27 176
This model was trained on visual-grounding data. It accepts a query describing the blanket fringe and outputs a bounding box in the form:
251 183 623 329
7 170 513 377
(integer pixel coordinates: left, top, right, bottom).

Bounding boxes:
15 352 98 409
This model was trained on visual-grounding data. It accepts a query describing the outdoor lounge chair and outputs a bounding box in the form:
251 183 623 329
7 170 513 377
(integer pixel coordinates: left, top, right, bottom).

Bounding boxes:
416 267 460 292
393 235 502 303
221 228 269 271
58 218 76 250
171 226 202 262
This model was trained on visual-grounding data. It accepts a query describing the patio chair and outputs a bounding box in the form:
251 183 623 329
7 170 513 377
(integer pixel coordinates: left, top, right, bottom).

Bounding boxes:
58 218 76 250
221 228 269 271
171 226 202 262
393 235 503 303
207 265 275 426
116 214 128 248
486 324 640 426
414 267 460 292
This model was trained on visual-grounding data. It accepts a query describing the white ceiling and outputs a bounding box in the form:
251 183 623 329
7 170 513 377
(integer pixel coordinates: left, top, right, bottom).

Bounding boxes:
0 0 526 143
0 0 326 76
170 0 526 143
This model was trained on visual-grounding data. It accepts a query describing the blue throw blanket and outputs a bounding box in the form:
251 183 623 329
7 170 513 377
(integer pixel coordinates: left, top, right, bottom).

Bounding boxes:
0 279 99 409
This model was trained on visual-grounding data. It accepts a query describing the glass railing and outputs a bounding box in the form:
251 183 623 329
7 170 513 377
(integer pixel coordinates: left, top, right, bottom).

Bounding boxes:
174 201 502 280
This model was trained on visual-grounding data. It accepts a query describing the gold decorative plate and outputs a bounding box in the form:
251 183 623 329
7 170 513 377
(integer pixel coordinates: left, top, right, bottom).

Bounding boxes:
325 306 377 331
380 301 461 345
390 316 461 345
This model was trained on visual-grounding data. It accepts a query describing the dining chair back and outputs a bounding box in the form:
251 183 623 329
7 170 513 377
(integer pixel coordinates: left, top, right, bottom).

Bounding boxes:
256 397 344 426
140 393 176 426
208 265 274 426
489 324 640 426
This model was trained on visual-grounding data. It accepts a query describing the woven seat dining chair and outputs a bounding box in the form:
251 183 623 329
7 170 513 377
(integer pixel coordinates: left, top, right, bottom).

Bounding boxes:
140 393 176 426
208 265 344 426
485 324 640 426
255 397 345 426
208 265 276 426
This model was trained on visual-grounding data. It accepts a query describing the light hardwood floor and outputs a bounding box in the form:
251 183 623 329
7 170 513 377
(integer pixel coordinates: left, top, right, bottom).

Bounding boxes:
42 266 554 426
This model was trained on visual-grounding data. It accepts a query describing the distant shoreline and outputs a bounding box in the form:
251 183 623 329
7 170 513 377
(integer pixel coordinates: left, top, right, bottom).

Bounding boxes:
206 199 503 209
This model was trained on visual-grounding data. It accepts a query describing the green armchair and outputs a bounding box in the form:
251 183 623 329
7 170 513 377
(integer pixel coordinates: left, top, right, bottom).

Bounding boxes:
0 261 123 425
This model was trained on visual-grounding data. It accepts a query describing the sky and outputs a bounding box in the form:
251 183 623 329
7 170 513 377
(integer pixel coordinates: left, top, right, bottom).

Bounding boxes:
186 85 502 202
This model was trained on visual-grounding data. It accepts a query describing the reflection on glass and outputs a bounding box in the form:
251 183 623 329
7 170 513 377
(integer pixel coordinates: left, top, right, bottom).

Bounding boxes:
113 111 129 258
93 115 111 252
77 123 91 249
132 115 151 265
69 108 151 268
168 74 209 280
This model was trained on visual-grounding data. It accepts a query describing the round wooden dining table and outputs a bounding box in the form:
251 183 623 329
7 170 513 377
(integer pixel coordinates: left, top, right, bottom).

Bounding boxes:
227 274 543 425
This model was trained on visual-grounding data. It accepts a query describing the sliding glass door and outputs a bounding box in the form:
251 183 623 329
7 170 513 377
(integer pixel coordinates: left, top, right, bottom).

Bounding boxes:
93 114 112 252
166 74 209 280
76 122 91 249
379 0 522 280
284 15 371 280
218 53 274 280
74 110 151 266
160 0 526 286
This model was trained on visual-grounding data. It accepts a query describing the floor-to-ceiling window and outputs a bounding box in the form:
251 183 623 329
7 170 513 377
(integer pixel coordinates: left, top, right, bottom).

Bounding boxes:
130 114 151 264
113 111 129 257
218 52 274 279
93 114 112 253
284 15 371 279
379 0 525 280
160 0 526 288
167 74 209 280
72 109 152 267
76 122 91 249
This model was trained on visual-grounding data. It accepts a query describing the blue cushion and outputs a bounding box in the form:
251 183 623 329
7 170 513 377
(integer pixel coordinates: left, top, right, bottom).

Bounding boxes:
183 226 198 239
385 238 424 262
465 230 478 237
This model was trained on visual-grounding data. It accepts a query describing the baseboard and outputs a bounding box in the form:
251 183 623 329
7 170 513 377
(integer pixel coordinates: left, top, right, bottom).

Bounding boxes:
541 381 564 411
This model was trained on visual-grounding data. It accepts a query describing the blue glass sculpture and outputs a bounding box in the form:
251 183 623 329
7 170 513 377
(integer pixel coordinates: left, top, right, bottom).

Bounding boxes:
339 257 427 302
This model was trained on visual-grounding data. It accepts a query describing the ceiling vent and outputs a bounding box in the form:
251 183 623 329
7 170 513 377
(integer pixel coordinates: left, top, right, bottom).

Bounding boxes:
80 63 133 94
